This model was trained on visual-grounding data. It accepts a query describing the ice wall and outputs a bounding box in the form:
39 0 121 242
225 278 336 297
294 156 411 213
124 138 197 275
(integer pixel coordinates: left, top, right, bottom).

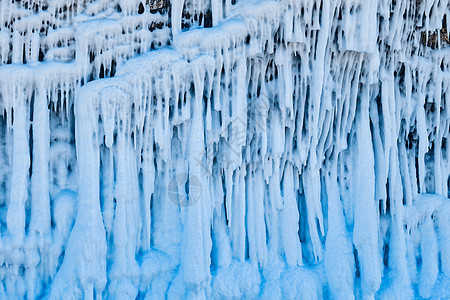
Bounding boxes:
0 0 449 299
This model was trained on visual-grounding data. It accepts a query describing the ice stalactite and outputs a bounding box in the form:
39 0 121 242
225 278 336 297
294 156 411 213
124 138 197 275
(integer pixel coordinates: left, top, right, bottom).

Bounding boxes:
353 78 382 299
324 161 355 299
0 0 449 299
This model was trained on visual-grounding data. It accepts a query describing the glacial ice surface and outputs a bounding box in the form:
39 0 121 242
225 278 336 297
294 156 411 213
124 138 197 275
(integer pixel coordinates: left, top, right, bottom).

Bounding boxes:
0 0 449 299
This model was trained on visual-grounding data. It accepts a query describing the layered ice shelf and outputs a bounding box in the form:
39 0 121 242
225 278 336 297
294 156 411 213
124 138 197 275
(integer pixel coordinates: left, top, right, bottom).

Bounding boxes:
0 0 449 299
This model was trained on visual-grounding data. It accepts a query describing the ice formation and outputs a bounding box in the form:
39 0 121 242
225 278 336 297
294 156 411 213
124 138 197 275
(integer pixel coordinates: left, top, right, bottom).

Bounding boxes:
0 0 449 299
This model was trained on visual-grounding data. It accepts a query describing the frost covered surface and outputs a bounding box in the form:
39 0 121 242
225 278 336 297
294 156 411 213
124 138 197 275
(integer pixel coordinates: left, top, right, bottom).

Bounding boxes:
0 0 449 299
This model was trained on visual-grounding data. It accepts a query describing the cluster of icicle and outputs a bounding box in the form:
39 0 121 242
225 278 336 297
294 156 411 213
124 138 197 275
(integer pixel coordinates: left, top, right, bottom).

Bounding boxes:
0 0 449 299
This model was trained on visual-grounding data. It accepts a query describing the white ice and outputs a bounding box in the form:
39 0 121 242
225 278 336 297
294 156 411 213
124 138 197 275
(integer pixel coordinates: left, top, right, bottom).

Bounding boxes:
0 0 449 299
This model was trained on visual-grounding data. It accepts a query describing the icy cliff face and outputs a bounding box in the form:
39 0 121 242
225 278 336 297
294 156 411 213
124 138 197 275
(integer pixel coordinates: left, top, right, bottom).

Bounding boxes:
0 0 449 299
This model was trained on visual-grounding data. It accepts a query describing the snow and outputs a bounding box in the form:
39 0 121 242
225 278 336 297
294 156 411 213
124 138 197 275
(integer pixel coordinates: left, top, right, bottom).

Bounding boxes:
0 0 449 299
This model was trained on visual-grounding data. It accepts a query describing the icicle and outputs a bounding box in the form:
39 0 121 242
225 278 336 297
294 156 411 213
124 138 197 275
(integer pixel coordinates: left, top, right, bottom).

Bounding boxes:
303 166 324 261
50 86 107 299
102 147 115 239
324 160 355 300
352 83 381 299
211 176 231 268
142 124 155 252
172 0 185 42
415 92 428 193
232 167 247 261
211 0 223 27
6 90 29 242
369 97 387 208
182 59 208 293
246 165 267 265
386 144 413 297
436 201 450 276
398 139 413 207
30 82 51 236
27 81 51 298
418 215 439 298
108 127 139 298
281 162 302 266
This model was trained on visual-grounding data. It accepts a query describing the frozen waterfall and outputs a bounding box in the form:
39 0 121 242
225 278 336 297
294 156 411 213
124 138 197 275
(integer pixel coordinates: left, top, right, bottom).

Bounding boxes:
0 0 449 299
